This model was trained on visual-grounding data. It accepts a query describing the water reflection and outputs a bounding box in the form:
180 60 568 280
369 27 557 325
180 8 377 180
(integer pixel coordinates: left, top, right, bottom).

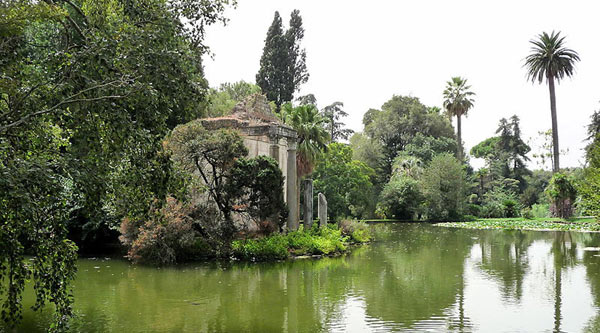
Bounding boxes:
12 224 600 332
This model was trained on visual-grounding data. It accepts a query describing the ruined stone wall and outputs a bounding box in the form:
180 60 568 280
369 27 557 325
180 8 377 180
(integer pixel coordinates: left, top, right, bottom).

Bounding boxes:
242 135 289 201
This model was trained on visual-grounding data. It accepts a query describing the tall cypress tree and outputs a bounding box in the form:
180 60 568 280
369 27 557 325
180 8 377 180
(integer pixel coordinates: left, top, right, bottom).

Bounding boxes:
285 10 309 100
256 10 308 111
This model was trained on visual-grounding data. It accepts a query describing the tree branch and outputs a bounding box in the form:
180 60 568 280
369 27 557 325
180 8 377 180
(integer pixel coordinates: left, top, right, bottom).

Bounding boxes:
62 0 89 27
0 78 132 133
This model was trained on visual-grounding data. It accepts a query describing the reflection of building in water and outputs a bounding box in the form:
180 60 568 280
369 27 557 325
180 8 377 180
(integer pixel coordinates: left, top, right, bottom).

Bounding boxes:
201 94 298 229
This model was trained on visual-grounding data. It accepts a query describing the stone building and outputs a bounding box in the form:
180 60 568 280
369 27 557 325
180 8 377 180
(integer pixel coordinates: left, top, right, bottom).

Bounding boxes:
200 94 299 230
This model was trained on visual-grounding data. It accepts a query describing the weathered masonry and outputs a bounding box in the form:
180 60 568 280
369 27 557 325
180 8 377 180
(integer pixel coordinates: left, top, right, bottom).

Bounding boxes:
201 94 299 230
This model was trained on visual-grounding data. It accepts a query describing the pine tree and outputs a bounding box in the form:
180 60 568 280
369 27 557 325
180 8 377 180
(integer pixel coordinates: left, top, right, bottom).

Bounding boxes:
321 101 354 142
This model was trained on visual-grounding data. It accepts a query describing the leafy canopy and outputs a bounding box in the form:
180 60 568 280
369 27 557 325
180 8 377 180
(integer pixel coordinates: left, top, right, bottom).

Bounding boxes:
312 143 375 220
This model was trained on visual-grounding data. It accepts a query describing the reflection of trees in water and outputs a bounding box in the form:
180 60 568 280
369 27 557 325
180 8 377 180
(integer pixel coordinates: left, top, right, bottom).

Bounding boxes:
476 230 535 302
578 232 600 332
17 225 477 332
354 224 475 330
19 226 600 332
550 231 580 333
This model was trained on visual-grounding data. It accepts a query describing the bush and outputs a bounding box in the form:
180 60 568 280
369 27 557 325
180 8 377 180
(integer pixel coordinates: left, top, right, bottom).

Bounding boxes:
339 219 372 243
312 143 376 220
120 197 209 265
481 188 521 218
503 198 520 218
420 154 468 220
531 203 550 218
546 172 577 218
466 204 482 217
231 235 288 261
520 207 534 219
232 224 353 260
378 176 423 219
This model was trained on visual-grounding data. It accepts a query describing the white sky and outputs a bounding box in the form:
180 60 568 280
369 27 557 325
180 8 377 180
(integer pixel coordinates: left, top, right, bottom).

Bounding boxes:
203 0 600 170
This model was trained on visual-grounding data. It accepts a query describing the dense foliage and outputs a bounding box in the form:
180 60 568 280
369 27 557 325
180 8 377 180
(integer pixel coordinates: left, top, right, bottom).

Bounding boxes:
580 109 600 218
1 0 232 329
420 154 468 220
362 96 456 179
546 172 577 218
232 222 371 261
312 143 375 220
207 81 262 117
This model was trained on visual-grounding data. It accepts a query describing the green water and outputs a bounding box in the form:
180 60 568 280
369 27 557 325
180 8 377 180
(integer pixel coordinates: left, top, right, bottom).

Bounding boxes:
12 224 600 332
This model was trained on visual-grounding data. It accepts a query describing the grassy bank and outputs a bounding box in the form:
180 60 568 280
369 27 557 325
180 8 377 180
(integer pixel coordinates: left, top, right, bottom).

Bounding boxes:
231 221 372 261
436 217 600 232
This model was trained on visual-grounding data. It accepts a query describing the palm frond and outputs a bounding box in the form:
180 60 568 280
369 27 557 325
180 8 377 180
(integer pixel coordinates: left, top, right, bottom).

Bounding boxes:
524 31 580 84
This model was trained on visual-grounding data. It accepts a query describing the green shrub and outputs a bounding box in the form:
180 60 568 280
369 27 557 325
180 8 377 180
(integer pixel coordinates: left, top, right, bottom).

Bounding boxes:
481 188 521 218
531 203 550 218
546 172 577 218
378 176 422 219
520 207 534 219
503 198 520 218
420 154 468 220
233 224 351 260
231 235 289 261
466 204 482 217
338 220 372 243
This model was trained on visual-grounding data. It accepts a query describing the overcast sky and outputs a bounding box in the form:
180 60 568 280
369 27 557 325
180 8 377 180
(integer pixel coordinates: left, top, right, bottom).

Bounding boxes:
203 0 600 170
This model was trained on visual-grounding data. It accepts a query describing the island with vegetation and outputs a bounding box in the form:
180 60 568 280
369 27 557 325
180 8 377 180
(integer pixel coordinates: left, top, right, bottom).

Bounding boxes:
2 0 600 332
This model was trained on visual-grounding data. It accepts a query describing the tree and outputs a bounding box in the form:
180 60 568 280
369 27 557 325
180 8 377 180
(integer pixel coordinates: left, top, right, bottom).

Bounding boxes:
256 10 308 110
585 108 600 157
0 0 233 329
285 10 309 98
545 172 577 218
378 176 423 220
312 143 375 220
349 132 386 189
420 154 468 220
207 81 262 117
296 93 317 107
163 121 286 241
364 95 455 178
524 31 580 172
580 111 600 218
443 77 475 161
321 101 354 142
280 103 328 223
280 103 329 178
471 116 531 192
378 155 424 220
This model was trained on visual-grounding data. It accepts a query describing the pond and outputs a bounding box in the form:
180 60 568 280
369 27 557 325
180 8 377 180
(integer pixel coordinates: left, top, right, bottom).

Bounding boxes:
14 224 600 332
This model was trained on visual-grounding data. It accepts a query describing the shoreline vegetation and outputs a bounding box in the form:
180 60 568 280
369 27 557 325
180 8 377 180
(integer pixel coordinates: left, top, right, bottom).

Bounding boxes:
435 217 600 232
232 221 374 261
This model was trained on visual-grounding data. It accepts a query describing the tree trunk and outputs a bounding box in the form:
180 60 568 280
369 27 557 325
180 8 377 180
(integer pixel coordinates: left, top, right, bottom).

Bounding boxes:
457 113 463 161
548 76 560 173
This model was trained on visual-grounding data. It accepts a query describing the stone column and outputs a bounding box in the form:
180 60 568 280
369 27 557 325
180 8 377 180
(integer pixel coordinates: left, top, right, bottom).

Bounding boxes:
303 179 313 229
269 136 279 160
287 140 298 231
318 193 327 228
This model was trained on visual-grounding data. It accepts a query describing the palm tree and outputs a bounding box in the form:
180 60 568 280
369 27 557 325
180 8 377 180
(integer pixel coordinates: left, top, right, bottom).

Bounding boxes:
280 103 329 178
524 31 580 173
443 77 475 161
280 103 329 225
